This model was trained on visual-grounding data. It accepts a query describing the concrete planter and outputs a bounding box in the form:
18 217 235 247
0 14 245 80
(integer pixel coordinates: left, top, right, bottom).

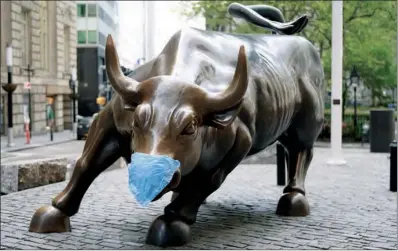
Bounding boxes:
1 156 129 195
1 158 69 194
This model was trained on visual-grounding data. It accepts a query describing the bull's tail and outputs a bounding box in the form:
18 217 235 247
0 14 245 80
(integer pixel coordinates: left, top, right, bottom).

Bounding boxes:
227 3 308 35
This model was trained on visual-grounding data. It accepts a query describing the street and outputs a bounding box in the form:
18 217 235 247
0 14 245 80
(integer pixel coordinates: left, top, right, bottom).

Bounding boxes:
1 141 84 166
1 146 396 250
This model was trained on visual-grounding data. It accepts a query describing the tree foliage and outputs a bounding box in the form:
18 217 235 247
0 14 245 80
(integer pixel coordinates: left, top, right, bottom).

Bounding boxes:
181 1 397 107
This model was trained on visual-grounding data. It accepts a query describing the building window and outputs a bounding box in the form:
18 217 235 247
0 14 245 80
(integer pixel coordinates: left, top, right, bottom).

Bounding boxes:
87 4 97 17
77 30 86 44
98 6 114 28
107 1 115 9
77 4 86 17
40 1 49 70
21 9 32 67
98 5 104 20
64 26 70 73
87 30 97 44
98 32 106 47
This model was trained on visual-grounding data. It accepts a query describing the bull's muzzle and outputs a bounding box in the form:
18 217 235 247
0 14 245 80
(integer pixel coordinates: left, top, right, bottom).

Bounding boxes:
152 168 181 202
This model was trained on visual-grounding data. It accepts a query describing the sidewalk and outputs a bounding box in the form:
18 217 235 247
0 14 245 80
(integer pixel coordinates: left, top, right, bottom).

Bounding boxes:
1 130 76 153
314 141 370 149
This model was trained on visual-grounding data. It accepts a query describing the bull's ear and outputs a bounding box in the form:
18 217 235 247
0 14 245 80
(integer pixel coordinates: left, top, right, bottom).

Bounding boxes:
203 101 243 129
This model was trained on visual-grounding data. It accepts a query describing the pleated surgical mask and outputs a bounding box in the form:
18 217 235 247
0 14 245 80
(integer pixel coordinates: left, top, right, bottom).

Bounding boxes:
127 152 181 207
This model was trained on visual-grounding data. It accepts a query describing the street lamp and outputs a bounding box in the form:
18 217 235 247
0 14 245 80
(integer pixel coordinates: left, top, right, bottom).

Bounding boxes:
350 66 360 138
2 43 17 147
69 66 78 138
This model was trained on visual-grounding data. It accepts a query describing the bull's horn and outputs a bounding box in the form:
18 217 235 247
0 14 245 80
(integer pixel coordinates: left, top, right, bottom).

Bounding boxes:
205 45 248 112
105 35 140 102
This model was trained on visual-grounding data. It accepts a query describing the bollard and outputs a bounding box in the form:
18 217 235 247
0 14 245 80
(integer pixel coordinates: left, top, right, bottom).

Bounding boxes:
50 127 53 141
25 123 30 144
276 143 286 186
390 141 397 192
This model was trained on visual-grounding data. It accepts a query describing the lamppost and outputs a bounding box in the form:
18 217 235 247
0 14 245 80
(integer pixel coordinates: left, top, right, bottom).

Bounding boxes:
2 43 17 147
21 64 35 135
350 66 360 137
69 66 78 138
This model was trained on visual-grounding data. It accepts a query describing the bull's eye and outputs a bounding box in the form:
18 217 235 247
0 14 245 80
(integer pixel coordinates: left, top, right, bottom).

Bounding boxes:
181 121 196 136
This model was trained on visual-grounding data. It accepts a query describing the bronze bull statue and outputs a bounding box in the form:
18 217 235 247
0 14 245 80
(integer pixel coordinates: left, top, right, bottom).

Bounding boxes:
29 3 324 247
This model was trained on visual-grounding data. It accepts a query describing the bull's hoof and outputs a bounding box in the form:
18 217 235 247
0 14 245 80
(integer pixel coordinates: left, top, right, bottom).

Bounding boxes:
276 192 310 216
146 215 191 247
29 205 71 233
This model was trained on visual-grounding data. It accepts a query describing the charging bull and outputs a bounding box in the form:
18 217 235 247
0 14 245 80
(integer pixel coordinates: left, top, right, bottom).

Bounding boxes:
29 3 324 247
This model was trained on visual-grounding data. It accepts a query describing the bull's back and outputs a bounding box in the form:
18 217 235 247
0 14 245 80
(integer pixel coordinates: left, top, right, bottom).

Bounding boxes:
128 28 324 148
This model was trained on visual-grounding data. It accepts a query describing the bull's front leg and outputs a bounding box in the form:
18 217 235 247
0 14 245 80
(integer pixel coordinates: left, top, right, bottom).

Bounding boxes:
146 125 252 247
29 110 130 233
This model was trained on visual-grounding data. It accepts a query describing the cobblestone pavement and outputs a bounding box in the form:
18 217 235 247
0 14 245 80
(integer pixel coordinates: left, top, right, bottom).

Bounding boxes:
1 147 397 250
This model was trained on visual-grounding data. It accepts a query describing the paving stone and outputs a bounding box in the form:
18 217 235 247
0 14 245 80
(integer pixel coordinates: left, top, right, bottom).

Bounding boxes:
13 245 38 250
99 241 124 249
81 243 102 249
0 147 396 250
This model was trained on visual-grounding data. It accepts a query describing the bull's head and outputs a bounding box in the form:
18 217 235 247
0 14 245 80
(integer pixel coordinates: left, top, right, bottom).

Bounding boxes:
106 35 248 196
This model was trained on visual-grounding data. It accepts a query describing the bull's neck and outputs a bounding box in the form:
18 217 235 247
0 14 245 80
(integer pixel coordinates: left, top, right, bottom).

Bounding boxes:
146 29 208 83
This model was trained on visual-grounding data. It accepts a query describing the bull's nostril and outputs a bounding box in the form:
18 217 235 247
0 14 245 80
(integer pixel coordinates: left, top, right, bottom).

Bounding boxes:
169 169 181 189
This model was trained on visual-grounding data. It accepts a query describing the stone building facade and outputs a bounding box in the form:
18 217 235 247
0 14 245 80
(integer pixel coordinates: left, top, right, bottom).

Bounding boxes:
0 1 77 137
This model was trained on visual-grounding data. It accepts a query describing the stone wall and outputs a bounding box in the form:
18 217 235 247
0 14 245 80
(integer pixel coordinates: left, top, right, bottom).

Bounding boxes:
63 94 72 130
0 1 77 137
54 94 64 132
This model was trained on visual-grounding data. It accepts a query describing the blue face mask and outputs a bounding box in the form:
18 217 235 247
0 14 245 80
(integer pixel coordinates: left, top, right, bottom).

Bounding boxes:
127 152 181 207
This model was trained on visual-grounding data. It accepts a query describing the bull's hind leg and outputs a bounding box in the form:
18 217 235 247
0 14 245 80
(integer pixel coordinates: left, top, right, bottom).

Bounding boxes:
276 74 324 216
275 141 313 216
29 110 129 233
276 115 323 216
146 124 252 247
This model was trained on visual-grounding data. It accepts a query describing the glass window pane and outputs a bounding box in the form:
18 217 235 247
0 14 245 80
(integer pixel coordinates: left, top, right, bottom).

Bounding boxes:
77 4 86 17
98 32 106 47
77 30 86 44
98 6 104 20
88 30 97 44
87 4 97 17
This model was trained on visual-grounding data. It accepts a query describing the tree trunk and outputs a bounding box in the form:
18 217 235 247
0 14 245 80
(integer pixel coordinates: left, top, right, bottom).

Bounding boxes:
319 41 324 59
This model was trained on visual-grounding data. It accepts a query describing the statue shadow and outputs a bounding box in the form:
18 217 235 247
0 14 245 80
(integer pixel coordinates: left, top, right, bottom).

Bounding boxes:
189 198 279 240
120 198 280 249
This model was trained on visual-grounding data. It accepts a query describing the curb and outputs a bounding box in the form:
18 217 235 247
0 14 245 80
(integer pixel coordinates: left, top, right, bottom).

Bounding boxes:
1 138 76 153
314 143 370 149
